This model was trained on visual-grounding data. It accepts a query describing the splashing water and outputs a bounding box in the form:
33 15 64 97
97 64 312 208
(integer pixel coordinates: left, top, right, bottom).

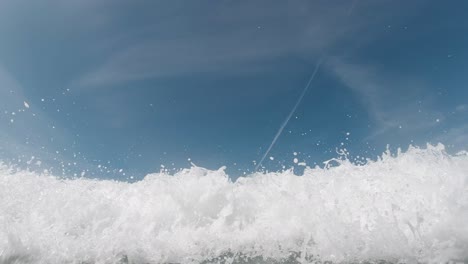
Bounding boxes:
1 144 467 264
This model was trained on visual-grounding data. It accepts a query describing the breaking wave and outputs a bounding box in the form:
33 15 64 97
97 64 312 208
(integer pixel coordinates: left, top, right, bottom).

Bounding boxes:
1 144 467 264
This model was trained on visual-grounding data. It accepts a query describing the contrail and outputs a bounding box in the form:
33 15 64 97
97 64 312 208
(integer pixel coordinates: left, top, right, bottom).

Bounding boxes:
255 58 323 171
254 0 358 171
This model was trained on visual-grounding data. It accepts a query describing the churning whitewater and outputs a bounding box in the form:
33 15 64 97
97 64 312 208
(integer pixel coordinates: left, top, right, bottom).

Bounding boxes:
1 144 467 264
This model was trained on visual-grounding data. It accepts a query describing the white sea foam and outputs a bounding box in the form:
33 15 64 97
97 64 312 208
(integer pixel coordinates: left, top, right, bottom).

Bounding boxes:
1 144 467 264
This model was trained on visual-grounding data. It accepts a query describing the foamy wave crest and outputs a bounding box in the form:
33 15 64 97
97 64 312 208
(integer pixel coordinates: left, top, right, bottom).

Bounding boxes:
1 144 467 264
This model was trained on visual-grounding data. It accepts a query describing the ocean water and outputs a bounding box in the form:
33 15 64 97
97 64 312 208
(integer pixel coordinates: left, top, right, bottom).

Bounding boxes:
0 144 467 264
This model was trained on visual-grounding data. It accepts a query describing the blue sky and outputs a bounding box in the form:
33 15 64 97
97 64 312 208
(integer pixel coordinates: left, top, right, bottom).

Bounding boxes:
0 0 467 179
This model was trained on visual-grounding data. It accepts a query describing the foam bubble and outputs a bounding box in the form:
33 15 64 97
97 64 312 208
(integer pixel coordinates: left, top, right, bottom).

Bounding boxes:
0 144 467 263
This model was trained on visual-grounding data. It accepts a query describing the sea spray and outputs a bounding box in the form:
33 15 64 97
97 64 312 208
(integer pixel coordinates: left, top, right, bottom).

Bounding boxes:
0 144 467 263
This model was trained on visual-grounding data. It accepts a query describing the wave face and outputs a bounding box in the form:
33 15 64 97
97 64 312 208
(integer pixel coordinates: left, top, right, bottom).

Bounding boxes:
1 144 467 264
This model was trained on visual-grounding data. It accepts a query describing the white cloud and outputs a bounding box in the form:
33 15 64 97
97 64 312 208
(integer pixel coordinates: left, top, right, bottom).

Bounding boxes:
325 57 444 138
0 63 76 164
433 124 468 151
456 104 468 112
71 1 375 90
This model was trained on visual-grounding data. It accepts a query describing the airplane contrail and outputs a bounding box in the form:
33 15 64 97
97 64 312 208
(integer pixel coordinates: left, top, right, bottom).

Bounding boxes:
254 0 357 171
255 58 323 171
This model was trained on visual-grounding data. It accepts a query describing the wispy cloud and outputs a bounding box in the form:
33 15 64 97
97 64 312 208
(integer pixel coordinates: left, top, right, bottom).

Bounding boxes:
433 124 468 151
456 104 468 113
0 64 46 158
65 0 448 145
71 1 373 90
325 57 444 139
0 63 79 166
